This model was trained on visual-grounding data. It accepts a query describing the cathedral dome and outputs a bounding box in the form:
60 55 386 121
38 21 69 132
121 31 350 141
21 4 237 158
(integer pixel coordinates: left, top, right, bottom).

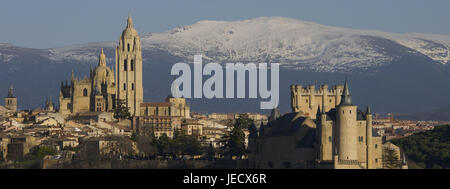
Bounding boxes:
121 16 138 38
93 49 114 92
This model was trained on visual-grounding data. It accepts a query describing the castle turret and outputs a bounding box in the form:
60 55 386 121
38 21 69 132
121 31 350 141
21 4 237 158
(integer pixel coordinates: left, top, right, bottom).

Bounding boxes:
269 107 281 122
336 79 358 160
316 104 321 120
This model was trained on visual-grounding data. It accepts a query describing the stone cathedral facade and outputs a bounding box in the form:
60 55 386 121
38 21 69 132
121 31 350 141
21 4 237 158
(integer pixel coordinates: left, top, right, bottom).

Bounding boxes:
59 16 143 116
59 49 116 115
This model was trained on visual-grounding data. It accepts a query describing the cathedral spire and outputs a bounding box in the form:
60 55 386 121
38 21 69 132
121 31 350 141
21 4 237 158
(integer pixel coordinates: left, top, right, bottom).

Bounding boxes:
127 15 133 28
339 78 352 106
99 48 106 66
7 85 14 98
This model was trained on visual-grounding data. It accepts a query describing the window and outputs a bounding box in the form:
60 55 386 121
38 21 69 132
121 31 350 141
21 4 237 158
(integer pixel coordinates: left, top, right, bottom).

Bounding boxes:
128 43 130 52
123 83 126 90
358 136 363 142
83 88 88 96
131 83 134 90
131 59 134 71
124 60 128 71
375 144 378 149
349 110 352 114
328 136 332 142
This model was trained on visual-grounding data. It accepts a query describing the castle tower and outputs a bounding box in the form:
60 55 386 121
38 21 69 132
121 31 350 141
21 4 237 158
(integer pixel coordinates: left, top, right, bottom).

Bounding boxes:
336 79 358 160
365 104 374 168
115 15 143 116
5 85 17 111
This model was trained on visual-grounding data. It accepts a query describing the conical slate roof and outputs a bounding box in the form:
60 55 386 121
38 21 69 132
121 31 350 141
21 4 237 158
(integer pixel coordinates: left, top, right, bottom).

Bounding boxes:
269 107 281 122
7 86 15 98
339 79 352 106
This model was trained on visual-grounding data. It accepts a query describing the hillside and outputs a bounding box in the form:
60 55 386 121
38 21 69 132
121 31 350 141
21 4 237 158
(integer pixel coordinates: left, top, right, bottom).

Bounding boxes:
390 125 450 169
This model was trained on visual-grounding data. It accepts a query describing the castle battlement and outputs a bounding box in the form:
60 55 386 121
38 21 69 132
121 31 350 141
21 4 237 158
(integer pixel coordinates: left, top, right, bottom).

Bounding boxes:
290 84 344 95
290 84 344 119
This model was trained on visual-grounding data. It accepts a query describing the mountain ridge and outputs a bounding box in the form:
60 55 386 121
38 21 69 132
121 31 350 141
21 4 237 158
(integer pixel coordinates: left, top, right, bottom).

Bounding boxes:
2 16 450 116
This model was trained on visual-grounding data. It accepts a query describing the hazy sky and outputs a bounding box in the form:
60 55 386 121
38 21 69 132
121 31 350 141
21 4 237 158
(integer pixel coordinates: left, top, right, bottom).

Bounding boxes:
1 0 449 49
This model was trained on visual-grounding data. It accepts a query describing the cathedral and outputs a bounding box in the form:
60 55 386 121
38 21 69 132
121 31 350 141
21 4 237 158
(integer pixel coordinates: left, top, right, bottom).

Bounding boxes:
59 49 116 115
59 16 143 116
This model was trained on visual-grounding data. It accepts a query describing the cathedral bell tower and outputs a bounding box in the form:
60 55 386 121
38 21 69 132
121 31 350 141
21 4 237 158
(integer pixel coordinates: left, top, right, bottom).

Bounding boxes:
115 15 143 116
5 85 17 111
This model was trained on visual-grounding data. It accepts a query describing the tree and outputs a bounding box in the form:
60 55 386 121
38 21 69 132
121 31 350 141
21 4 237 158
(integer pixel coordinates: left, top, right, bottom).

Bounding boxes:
135 135 158 158
153 134 171 156
130 131 138 142
171 131 202 157
234 114 253 130
114 100 131 120
220 125 246 159
383 147 401 169
23 116 30 124
205 143 216 161
0 150 4 162
391 125 450 168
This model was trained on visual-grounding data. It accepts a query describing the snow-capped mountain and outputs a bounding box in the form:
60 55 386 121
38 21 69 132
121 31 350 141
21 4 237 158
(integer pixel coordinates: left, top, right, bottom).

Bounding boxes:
141 17 450 71
2 17 450 114
3 17 450 72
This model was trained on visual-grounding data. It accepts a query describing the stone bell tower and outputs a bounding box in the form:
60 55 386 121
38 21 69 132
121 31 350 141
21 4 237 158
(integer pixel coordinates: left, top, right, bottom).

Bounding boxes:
5 85 17 111
115 15 143 116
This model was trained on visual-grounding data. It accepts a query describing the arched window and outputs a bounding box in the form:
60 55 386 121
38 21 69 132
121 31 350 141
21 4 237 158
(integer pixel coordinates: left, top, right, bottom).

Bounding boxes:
124 60 128 71
123 83 126 90
131 59 134 71
131 83 134 90
128 43 130 52
67 103 70 109
83 88 88 96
